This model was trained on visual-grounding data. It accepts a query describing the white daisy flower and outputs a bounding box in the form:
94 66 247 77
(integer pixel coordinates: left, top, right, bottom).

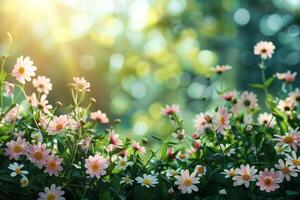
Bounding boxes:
165 168 181 178
232 164 257 188
8 162 29 177
285 151 300 169
176 151 189 162
20 176 29 187
115 157 133 171
120 175 134 185
135 174 158 188
194 165 206 177
221 168 238 179
275 144 291 155
220 144 235 157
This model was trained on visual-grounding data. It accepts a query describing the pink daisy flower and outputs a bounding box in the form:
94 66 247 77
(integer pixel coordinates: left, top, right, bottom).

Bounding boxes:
257 113 275 128
38 184 65 200
29 93 53 114
48 115 70 135
193 113 211 133
44 154 63 176
289 88 300 105
254 41 275 59
107 130 122 152
161 104 180 116
39 114 51 130
233 164 258 188
276 71 297 83
213 107 232 133
211 65 232 74
68 119 81 131
79 137 92 153
90 110 109 124
238 91 258 110
256 168 283 192
132 141 146 154
4 137 28 160
274 128 300 151
32 76 53 94
85 154 109 179
11 56 37 84
222 90 238 102
4 105 21 123
4 81 15 97
277 97 296 115
175 169 200 194
27 143 50 169
275 159 298 181
27 93 39 107
72 77 90 92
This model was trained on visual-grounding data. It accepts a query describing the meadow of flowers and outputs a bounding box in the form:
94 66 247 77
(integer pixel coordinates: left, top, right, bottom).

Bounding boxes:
0 36 300 200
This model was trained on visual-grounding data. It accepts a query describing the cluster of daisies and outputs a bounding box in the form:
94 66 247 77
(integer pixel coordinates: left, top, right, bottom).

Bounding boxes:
222 150 300 193
0 40 299 199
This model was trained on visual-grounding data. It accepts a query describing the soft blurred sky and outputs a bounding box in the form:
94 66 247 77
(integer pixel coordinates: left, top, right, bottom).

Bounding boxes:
0 0 299 138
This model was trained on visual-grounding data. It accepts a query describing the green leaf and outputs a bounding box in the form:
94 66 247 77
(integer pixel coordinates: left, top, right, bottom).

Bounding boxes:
262 142 276 163
286 190 300 196
248 83 265 89
161 141 168 159
151 135 162 142
264 76 275 87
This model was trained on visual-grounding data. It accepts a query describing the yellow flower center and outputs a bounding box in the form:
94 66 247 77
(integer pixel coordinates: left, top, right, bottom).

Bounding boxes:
220 116 226 125
55 124 63 131
120 160 127 166
172 171 177 176
13 145 23 153
264 177 273 186
276 147 284 153
143 178 151 185
91 163 100 172
229 171 236 177
183 179 192 187
33 151 43 160
197 166 204 174
20 178 29 187
48 160 57 170
283 135 294 144
241 174 250 181
15 168 22 174
18 66 25 74
47 192 56 200
292 159 300 166
282 166 290 174
179 154 186 160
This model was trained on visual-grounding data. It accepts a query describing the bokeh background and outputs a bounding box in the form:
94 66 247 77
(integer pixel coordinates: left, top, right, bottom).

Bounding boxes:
0 0 299 139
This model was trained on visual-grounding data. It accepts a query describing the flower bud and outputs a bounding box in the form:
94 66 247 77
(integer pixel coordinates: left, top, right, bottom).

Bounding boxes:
193 140 201 150
90 97 96 103
114 119 121 124
192 132 199 140
142 138 148 145
56 101 63 107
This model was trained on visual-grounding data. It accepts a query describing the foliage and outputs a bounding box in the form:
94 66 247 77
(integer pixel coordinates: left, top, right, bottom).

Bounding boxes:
0 35 300 200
